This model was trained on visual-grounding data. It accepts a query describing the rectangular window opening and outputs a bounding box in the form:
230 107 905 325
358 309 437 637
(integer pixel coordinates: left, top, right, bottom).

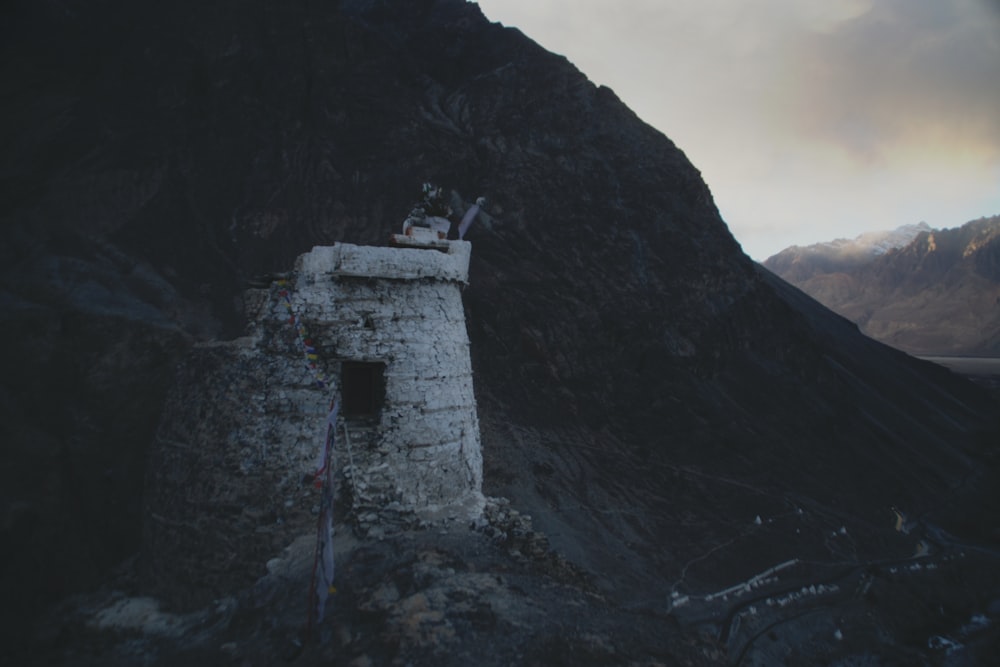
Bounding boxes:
341 361 386 421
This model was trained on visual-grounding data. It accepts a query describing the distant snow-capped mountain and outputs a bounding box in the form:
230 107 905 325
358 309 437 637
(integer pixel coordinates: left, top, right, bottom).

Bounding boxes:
764 222 932 283
849 221 932 256
764 216 1000 355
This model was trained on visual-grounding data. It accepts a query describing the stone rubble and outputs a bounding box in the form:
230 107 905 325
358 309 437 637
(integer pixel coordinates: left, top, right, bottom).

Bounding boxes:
143 240 486 608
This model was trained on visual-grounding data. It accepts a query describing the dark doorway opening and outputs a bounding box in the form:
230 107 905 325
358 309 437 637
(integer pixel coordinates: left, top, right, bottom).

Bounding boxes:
341 361 386 420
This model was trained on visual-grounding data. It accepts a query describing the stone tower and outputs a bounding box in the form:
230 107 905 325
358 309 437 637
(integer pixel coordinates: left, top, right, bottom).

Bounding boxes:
294 236 484 520
142 234 483 608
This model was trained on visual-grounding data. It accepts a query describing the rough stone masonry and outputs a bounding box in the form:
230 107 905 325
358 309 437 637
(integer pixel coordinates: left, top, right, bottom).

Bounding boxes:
142 237 484 609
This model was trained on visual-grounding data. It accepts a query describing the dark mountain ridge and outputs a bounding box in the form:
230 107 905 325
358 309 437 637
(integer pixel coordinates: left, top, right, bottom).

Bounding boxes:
2 1 999 664
764 215 1000 355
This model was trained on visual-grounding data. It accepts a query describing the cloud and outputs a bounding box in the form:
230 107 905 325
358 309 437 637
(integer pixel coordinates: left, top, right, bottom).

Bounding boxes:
477 0 1000 258
778 0 1000 166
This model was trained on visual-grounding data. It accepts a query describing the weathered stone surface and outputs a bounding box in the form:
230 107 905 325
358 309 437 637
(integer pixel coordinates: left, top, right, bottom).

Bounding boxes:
2 0 999 663
301 239 471 283
143 240 483 607
141 338 328 608
292 242 482 514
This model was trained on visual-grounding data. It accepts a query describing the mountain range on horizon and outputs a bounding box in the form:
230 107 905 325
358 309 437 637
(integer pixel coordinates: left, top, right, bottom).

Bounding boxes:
768 221 933 272
764 215 1000 356
2 1 1000 665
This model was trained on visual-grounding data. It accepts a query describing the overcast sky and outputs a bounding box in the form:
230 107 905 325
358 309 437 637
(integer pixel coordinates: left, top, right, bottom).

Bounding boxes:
475 0 1000 259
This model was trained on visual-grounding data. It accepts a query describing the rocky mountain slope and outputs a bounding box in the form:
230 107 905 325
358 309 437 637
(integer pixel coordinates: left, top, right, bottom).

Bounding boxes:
3 1 999 664
764 216 1000 355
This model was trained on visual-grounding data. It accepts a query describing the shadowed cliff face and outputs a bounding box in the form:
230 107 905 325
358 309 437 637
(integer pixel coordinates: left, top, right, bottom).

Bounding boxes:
2 0 1000 662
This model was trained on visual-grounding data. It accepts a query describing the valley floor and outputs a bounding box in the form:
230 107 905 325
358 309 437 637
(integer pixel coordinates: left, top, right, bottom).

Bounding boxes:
920 357 1000 400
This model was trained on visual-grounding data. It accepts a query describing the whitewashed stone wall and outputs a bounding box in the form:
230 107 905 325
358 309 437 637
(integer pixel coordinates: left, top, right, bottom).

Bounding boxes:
143 239 483 607
292 240 483 518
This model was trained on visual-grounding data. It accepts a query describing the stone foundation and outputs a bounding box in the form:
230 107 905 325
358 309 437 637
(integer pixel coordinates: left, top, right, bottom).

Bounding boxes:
142 240 483 608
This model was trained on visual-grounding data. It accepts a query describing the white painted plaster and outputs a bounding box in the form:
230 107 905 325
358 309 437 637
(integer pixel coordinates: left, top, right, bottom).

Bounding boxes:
292 240 483 520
